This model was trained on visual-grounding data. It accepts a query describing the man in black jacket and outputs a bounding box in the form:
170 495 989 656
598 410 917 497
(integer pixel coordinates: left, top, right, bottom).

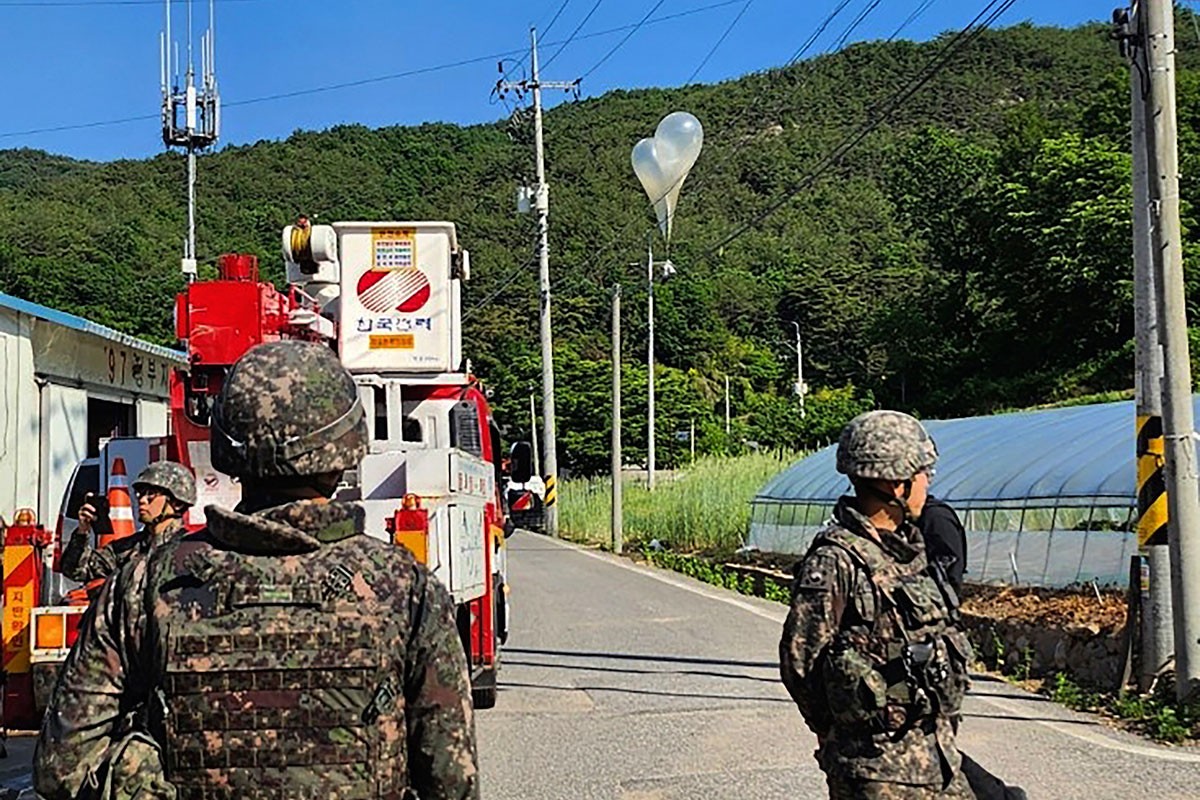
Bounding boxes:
918 494 1028 800
920 494 967 594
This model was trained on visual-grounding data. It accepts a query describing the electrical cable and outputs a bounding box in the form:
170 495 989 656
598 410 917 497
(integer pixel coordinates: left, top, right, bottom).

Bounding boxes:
539 0 573 39
685 0 757 84
887 0 939 42
580 0 667 79
0 0 261 5
700 0 1020 257
535 0 1008 302
0 0 741 141
539 0 885 299
542 0 605 71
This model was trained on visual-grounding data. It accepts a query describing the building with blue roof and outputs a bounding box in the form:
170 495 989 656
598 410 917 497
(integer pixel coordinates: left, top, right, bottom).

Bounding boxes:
748 401 1161 587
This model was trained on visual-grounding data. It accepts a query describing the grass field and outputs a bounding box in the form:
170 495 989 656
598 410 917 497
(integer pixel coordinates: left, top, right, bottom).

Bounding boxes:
558 452 799 555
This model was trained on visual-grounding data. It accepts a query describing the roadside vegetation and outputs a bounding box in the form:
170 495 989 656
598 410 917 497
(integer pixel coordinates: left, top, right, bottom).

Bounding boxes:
1044 672 1200 743
559 452 796 554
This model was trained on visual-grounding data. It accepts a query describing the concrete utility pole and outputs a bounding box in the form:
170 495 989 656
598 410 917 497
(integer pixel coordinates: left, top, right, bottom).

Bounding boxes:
530 393 541 478
612 285 623 554
1141 0 1200 701
498 29 577 536
725 374 731 435
647 237 657 490
792 321 806 419
1120 2 1174 690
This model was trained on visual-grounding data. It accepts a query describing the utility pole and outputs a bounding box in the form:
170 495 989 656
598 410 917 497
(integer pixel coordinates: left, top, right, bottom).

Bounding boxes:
497 29 577 536
647 237 657 490
724 374 731 435
1118 3 1174 690
612 285 623 554
529 393 541 478
792 321 806 419
1141 0 1200 701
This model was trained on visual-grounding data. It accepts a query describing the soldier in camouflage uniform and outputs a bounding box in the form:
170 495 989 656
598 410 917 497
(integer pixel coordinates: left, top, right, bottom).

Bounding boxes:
61 461 196 584
35 341 479 800
780 410 974 799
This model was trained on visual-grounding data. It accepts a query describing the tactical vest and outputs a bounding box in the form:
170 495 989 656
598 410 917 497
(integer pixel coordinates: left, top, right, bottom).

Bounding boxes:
146 541 412 800
814 527 972 735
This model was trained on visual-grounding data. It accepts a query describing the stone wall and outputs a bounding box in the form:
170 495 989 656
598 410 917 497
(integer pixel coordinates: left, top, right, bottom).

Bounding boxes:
963 612 1128 689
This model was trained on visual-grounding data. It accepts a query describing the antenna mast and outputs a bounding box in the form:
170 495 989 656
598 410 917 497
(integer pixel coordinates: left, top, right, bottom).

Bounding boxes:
161 0 221 282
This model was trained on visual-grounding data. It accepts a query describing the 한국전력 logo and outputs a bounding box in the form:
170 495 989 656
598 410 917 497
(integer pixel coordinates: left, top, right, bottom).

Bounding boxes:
356 268 431 313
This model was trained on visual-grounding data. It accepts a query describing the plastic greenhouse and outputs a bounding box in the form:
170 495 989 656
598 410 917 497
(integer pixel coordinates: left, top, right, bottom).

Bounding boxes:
747 399 1182 588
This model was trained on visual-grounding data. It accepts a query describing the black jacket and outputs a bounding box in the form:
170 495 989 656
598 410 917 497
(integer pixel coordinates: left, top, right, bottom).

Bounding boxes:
918 495 966 594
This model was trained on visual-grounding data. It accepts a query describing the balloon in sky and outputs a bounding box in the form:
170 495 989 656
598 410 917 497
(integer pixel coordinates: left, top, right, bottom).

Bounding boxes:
631 111 704 242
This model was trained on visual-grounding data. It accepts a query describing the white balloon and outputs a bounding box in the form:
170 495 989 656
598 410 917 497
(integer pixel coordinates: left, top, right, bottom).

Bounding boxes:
631 111 704 241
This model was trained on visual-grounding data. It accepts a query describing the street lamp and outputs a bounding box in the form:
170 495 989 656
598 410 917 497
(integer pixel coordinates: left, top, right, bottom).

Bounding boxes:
791 321 806 419
632 250 675 490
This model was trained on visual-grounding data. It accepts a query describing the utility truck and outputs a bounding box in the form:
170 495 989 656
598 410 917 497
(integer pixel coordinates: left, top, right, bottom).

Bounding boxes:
17 221 510 725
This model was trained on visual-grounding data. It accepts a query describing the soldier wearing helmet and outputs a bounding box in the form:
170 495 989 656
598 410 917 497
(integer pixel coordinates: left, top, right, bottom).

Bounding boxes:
61 460 196 585
36 341 479 800
779 410 976 799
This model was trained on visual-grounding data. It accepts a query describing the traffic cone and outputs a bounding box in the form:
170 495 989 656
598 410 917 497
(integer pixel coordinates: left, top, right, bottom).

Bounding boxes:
98 457 137 549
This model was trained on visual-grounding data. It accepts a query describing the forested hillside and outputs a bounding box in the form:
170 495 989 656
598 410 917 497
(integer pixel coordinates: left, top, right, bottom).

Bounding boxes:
2 16 1198 474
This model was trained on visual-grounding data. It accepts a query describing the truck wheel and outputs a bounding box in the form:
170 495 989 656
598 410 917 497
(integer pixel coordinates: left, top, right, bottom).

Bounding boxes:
472 668 498 709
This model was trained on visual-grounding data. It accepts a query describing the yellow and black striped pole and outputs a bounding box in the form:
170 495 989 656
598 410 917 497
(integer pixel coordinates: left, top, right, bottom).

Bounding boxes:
544 474 557 510
1136 414 1168 547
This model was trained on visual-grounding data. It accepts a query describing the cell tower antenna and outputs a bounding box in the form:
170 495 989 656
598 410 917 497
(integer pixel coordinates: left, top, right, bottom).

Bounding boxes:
161 0 221 283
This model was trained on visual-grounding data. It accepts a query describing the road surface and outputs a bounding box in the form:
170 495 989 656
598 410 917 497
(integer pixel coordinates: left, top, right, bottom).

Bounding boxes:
476 534 1200 799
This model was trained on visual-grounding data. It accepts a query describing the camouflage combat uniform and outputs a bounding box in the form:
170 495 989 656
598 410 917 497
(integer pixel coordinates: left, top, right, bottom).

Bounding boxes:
780 411 973 800
35 341 479 800
61 461 197 584
60 518 183 584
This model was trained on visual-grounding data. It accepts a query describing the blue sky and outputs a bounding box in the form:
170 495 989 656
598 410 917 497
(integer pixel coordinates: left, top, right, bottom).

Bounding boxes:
0 0 1112 162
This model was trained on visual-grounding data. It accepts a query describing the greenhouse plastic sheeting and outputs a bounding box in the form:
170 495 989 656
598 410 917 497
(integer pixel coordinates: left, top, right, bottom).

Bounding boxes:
755 399 1176 508
744 398 1186 587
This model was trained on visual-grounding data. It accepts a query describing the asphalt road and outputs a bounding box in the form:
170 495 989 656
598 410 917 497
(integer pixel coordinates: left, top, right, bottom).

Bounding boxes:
476 534 1200 800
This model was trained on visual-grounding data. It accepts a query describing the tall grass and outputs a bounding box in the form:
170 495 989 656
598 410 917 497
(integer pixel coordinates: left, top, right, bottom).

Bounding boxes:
559 452 799 554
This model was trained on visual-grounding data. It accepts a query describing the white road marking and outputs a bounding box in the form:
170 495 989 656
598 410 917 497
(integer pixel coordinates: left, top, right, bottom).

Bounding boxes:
535 535 1200 764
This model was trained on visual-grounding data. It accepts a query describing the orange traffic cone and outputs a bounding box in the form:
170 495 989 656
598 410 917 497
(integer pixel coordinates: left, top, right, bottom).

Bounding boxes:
98 457 137 549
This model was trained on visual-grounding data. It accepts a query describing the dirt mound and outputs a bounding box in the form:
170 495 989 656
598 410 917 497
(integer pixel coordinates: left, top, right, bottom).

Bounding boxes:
961 585 1126 631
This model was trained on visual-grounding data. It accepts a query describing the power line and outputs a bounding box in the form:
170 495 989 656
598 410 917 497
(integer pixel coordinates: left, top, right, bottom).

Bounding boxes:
580 0 667 79
788 0 855 64
701 0 1020 257
539 0 573 39
0 0 261 5
528 0 873 301
686 0 757 84
542 0 604 71
535 0 999 302
462 255 537 322
888 0 939 41
0 0 741 141
835 0 882 50
496 0 571 84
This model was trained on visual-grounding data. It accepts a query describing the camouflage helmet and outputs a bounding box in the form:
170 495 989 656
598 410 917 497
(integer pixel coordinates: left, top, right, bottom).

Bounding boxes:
133 461 197 507
210 341 367 479
836 410 938 481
